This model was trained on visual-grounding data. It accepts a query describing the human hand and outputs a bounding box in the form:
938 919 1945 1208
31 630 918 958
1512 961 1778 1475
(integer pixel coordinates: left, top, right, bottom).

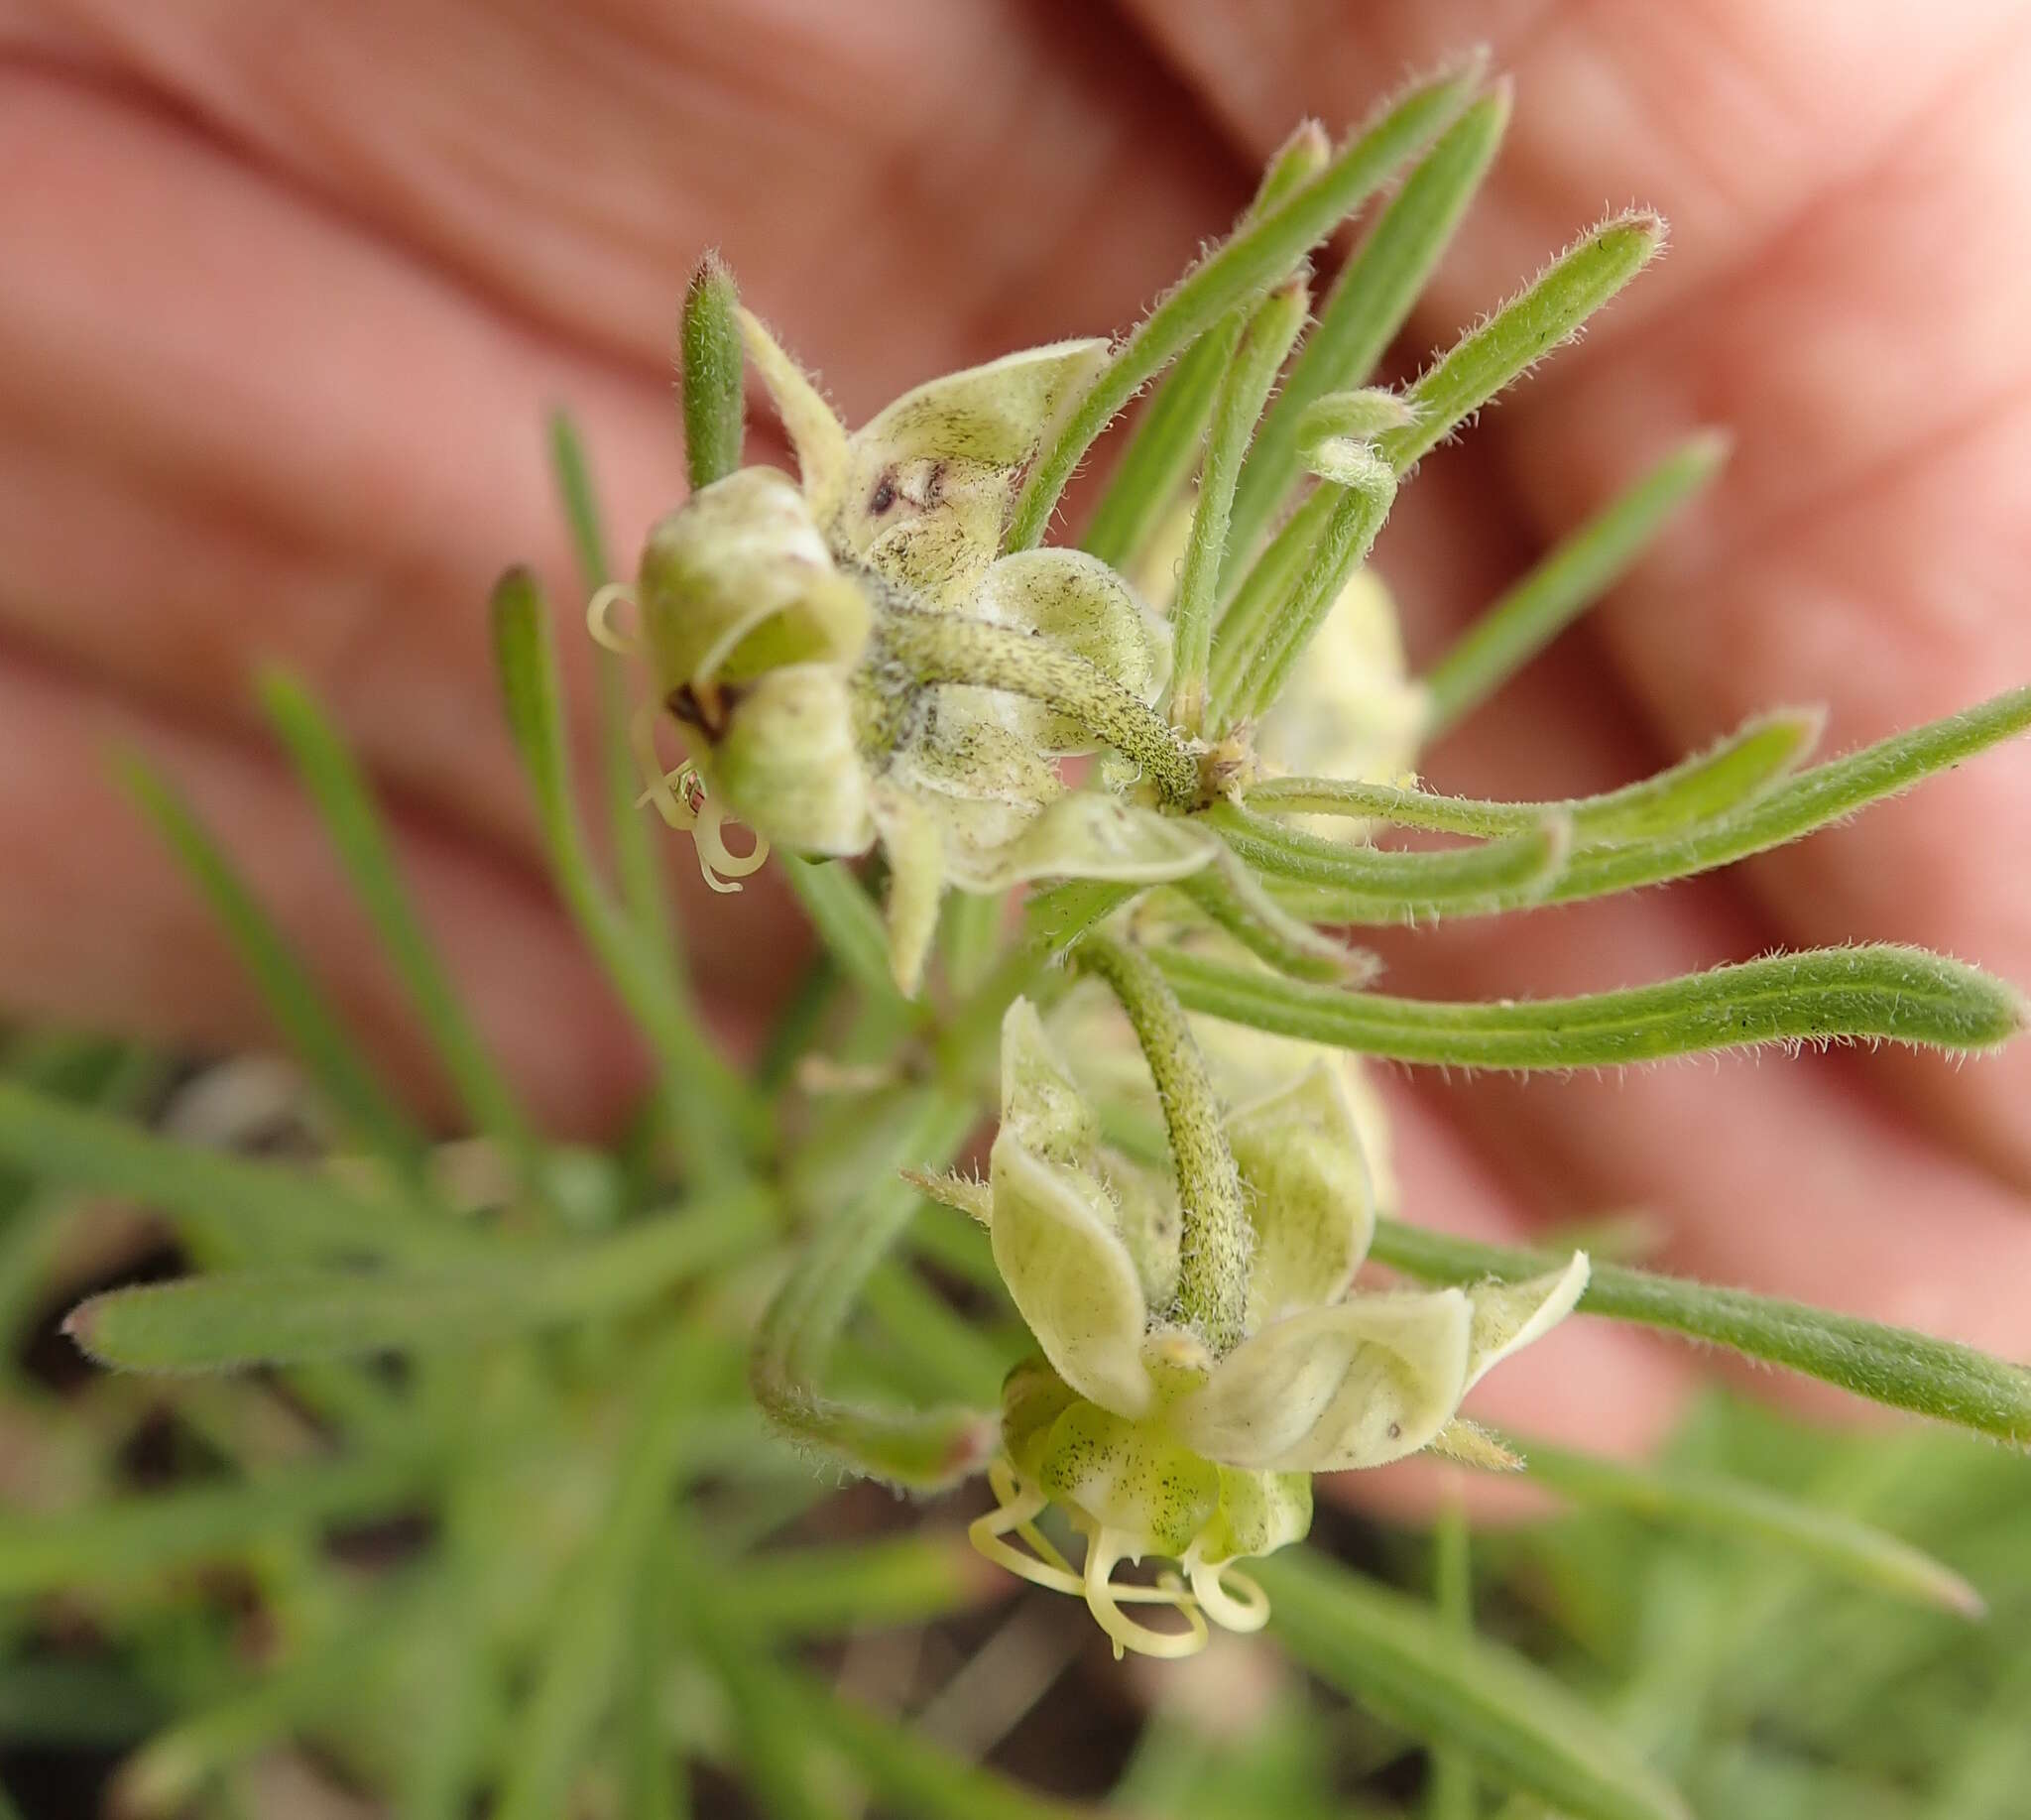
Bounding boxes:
2 1 2024 1467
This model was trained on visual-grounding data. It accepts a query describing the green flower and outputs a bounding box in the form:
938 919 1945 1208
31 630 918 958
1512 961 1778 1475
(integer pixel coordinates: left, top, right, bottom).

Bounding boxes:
939 1000 1588 1655
619 317 1214 991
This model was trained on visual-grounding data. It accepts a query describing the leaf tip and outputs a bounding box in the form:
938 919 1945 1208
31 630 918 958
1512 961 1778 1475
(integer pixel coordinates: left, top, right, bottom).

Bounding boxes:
60 1295 106 1362
1935 1568 1989 1623
1475 70 1517 127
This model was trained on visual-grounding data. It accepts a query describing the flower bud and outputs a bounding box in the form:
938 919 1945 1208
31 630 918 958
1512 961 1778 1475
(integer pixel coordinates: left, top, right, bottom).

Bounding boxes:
710 663 873 855
637 467 869 696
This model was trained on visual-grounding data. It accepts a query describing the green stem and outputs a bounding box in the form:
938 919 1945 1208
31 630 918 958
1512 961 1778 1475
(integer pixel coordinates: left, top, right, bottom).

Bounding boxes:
875 608 1199 806
1071 935 1251 1355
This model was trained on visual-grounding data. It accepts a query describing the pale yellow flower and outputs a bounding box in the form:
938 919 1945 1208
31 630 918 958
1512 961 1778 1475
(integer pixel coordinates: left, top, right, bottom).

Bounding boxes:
932 1001 1588 1655
614 321 1215 991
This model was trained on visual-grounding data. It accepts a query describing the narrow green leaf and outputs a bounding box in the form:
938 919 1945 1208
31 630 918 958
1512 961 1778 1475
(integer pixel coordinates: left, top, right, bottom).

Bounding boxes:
1502 685 2031 910
1375 211 1666 475
1159 943 2024 1068
681 251 746 490
728 1532 997 1638
1247 707 1820 843
0 1079 439 1260
941 889 1005 998
1170 281 1310 735
1082 120 1329 574
1208 804 1571 920
755 952 841 1093
1427 1499 1479 1820
1293 686 2031 922
1921 1648 2031 1820
549 411 686 996
1369 1218 2031 1444
1507 1433 1985 1617
548 408 614 587
862 1259 1016 1405
1078 320 1230 575
1215 414 1402 726
689 1616 835 1820
752 1090 993 1490
114 1632 387 1817
65 1193 766 1370
490 569 755 1179
1174 852 1375 983
0 1038 154 1231
0 1658 166 1746
1260 1549 1689 1820
115 751 430 1181
782 1667 1089 1820
619 1538 683 1820
1006 56 1484 550
1422 431 1730 735
779 853 911 1013
0 1453 430 1597
1228 83 1511 563
259 670 547 1199
495 1334 717 1820
1211 476 1333 653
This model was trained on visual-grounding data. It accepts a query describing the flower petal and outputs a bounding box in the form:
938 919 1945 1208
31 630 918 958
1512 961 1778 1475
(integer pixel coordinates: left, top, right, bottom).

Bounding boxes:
1102 1149 1180 1311
971 549 1171 753
1225 1061 1375 1323
892 715 1062 861
853 340 1111 470
943 796 1220 894
868 782 946 998
1194 1019 1402 1219
1169 1289 1473 1472
835 340 1111 609
989 1134 1152 1417
1463 1253 1592 1392
713 663 873 856
738 308 851 522
1034 1397 1221 1557
1190 1467 1314 1569
637 468 869 691
999 998 1100 1167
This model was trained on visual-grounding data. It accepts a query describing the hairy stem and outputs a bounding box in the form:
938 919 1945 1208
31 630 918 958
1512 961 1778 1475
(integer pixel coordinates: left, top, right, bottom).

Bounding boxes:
875 609 1200 806
1071 935 1252 1355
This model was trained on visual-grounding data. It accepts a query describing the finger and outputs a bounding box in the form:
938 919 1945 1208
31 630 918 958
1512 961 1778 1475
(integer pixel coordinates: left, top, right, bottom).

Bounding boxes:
36 0 1245 410
1124 0 2031 1188
0 66 684 855
1493 33 2031 1190
0 649 674 1138
1123 0 2023 354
